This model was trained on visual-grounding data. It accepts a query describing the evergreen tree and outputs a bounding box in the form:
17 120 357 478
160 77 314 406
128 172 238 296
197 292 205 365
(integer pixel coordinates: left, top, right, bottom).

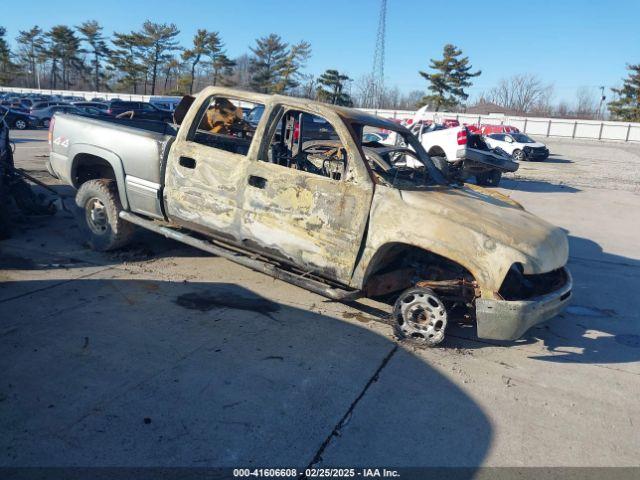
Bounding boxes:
110 32 147 93
276 40 311 93
77 20 109 91
211 54 235 86
419 44 480 111
0 27 15 85
609 64 640 122
316 69 352 106
45 26 84 89
161 56 181 93
249 34 289 93
182 29 224 94
16 26 44 88
138 21 180 95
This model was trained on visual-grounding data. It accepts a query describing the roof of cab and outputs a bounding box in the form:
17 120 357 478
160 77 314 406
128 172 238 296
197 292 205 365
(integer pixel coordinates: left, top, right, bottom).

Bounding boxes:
196 86 406 132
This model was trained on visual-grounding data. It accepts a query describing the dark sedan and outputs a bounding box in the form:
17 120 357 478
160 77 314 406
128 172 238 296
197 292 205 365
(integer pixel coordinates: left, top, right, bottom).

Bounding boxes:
0 106 39 130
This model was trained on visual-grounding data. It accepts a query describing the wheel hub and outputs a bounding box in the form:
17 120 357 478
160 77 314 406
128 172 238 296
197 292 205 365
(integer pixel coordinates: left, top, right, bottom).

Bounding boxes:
394 288 447 346
85 198 108 234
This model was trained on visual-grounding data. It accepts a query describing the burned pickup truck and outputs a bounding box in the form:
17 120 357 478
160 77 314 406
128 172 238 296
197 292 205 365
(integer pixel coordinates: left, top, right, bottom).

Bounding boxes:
47 87 571 346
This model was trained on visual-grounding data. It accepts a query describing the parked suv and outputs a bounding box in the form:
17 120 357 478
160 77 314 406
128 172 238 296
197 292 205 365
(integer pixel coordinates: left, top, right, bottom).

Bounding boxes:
107 101 173 122
485 133 549 161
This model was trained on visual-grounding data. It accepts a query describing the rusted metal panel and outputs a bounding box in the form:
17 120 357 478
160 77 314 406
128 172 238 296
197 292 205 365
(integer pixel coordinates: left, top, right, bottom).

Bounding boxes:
352 184 569 298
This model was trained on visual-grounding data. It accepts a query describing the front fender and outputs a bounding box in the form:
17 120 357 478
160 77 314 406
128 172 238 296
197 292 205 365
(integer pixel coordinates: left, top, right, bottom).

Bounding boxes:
351 187 546 297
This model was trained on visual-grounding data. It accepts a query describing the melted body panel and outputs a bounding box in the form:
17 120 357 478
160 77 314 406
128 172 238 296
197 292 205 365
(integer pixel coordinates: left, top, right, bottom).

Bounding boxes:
240 160 372 280
164 139 247 238
353 184 568 297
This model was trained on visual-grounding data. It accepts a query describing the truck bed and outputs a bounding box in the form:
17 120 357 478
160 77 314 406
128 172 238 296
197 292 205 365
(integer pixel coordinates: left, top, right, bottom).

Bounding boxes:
48 113 177 219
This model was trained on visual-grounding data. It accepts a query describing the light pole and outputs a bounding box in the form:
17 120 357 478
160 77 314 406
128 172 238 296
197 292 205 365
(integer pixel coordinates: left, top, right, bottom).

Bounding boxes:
598 85 606 120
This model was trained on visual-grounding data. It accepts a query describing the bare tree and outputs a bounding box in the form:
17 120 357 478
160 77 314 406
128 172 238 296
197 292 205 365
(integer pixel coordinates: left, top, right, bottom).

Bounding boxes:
487 74 554 114
354 74 377 108
556 101 571 117
575 86 599 119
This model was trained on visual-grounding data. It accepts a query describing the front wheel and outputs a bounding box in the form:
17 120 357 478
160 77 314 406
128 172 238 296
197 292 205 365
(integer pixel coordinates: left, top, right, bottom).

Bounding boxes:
13 119 27 130
393 287 448 347
476 170 502 187
75 179 135 251
512 149 525 161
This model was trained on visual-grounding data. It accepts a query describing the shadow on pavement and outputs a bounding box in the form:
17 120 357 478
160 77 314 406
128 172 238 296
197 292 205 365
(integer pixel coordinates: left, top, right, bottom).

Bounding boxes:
0 279 492 468
499 178 580 193
539 157 573 164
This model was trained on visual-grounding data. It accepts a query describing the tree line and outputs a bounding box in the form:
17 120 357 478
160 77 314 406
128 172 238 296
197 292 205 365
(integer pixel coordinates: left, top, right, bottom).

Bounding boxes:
0 22 637 121
0 21 378 107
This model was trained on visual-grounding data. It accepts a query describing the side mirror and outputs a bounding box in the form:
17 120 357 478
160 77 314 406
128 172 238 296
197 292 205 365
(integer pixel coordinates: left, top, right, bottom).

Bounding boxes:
505 136 513 143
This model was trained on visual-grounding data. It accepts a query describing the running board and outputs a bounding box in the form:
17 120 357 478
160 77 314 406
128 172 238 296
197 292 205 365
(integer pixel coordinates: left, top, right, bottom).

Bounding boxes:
119 211 362 301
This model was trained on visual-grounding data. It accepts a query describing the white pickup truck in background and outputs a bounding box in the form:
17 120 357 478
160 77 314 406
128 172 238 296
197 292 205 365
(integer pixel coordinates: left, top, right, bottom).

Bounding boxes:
408 121 518 187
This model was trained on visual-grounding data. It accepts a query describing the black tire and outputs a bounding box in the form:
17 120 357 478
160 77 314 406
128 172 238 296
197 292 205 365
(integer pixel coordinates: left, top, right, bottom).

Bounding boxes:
75 179 135 251
392 287 448 347
42 118 51 128
512 149 525 161
476 170 502 187
13 119 27 130
430 155 449 178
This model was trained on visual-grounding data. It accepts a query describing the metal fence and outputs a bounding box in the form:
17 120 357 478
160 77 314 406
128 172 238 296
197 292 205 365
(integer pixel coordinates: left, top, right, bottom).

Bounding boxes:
3 85 639 142
358 109 640 143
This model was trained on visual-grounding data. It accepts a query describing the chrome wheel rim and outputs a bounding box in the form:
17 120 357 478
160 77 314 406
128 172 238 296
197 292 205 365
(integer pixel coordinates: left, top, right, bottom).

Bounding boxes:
15 120 26 129
85 198 109 235
395 290 447 345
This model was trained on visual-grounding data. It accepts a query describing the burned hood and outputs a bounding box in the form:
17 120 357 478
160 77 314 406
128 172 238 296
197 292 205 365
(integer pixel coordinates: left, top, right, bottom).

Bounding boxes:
398 185 568 273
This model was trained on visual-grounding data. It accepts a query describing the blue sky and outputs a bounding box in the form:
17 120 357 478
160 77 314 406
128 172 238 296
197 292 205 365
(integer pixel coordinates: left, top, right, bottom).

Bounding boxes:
4 0 640 104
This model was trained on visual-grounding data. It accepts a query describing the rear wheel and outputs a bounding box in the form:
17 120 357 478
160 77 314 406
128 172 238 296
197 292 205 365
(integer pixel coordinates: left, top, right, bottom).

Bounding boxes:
13 119 27 130
75 179 135 251
42 118 51 128
476 170 502 187
393 287 448 347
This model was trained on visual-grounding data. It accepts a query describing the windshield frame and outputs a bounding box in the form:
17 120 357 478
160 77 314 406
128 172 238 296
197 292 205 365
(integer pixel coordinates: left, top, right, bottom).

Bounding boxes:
349 121 448 189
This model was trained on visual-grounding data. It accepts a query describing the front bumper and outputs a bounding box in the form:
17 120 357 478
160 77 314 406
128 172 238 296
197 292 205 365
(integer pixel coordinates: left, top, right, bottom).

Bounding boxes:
475 268 572 340
524 148 549 160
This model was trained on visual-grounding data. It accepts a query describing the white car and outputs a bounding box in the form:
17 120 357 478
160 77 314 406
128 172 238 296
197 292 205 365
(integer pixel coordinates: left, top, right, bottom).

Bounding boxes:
484 132 549 161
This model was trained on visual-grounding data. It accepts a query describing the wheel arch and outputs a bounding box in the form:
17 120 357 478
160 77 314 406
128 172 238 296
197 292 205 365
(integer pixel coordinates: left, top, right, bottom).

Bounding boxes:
358 241 477 296
428 145 446 158
70 146 129 209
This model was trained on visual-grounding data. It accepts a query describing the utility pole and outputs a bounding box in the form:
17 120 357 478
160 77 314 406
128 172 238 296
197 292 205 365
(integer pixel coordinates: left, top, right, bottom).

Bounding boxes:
371 0 387 109
598 85 606 120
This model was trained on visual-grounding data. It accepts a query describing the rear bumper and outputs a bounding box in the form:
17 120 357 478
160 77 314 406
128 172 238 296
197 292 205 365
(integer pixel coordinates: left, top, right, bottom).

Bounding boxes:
475 268 572 340
45 158 59 179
